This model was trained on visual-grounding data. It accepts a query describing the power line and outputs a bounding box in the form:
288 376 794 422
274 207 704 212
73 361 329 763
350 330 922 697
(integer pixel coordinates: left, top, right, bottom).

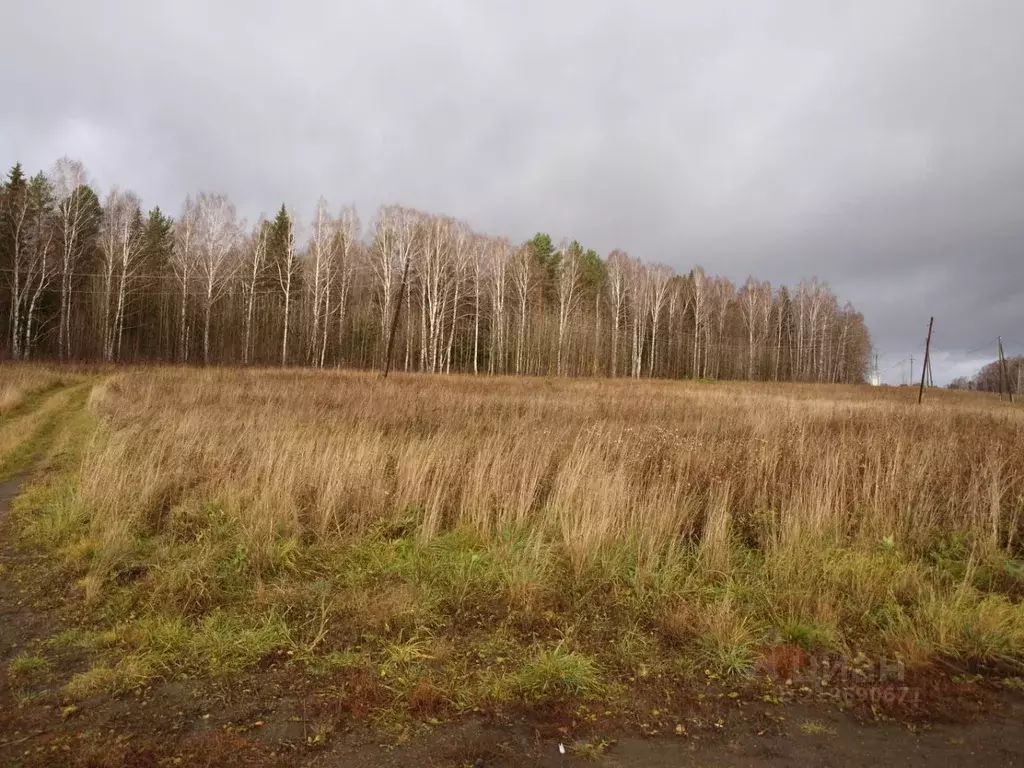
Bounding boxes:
0 265 380 282
960 338 998 357
880 355 911 375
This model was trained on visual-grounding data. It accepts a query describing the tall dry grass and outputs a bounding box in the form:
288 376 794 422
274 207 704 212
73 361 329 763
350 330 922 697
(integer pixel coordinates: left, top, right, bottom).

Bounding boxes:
0 364 85 473
0 363 69 415
24 367 1023 693
81 368 1024 570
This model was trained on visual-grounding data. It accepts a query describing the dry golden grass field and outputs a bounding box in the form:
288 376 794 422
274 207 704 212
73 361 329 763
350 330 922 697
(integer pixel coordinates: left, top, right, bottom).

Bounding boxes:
1 364 1023 766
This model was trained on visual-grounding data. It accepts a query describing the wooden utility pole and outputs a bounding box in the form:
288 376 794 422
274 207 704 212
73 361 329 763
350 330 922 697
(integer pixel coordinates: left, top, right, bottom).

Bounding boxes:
1008 344 1015 403
381 255 413 379
918 317 933 404
998 339 1005 399
998 336 1013 404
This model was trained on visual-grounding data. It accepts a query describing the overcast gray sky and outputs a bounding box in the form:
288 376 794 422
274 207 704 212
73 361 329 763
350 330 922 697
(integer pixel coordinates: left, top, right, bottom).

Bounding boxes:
3 0 1022 383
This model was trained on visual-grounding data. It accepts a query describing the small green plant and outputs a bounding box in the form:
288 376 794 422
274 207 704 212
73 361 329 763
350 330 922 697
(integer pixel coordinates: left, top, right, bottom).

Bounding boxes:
303 649 367 677
7 651 49 681
780 620 836 651
569 738 615 758
513 643 604 700
383 634 432 666
63 654 156 698
696 596 761 677
47 628 118 651
800 719 837 736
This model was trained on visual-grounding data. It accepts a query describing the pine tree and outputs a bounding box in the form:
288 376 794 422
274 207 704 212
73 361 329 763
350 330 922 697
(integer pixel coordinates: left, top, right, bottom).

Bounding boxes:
528 232 555 268
266 204 293 284
122 206 172 360
775 285 794 381
1 162 28 268
579 247 605 294
268 204 298 364
142 207 173 268
528 232 557 299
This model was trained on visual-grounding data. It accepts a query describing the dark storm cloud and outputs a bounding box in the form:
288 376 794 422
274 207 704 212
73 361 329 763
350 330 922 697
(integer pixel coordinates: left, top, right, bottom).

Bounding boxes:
3 0 1023 383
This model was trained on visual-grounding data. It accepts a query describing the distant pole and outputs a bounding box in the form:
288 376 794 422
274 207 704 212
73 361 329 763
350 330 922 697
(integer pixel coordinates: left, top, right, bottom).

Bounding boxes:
381 255 413 380
998 338 1005 400
998 336 1013 404
918 317 933 404
1009 344 1015 404
909 355 914 386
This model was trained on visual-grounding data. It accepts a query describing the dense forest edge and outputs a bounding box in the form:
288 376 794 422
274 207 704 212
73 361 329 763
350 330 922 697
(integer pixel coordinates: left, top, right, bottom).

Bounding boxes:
1 158 870 381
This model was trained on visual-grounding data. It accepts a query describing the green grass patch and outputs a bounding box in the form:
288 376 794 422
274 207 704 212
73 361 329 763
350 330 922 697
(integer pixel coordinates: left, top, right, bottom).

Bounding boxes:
7 651 50 681
0 383 92 481
0 379 66 426
512 643 605 701
64 653 156 699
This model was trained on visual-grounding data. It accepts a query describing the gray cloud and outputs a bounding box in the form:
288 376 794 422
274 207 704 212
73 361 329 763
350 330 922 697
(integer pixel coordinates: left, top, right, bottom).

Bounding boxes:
3 0 1023 383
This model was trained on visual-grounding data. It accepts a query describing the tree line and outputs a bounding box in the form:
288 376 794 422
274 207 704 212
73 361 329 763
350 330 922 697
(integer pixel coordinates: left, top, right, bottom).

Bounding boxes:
950 356 1023 394
0 157 871 381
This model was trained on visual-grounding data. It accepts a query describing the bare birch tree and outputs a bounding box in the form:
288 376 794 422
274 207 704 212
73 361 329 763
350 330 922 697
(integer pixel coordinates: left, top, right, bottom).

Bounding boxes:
554 240 583 376
605 250 628 377
171 196 199 362
332 205 361 366
371 206 419 367
97 188 146 361
21 208 57 359
737 280 770 382
195 193 241 365
2 168 31 359
444 221 472 373
511 244 533 375
646 264 673 377
755 280 773 380
627 258 650 379
306 197 338 366
419 215 453 373
487 237 512 374
13 175 58 359
50 157 99 361
708 277 735 378
274 207 299 366
240 218 269 365
690 266 707 378
469 234 487 374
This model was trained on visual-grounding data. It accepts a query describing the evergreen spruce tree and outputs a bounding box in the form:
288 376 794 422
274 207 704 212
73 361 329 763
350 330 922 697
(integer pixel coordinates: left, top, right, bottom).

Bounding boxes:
266 204 293 285
142 207 174 268
528 232 557 301
1 163 28 269
776 285 794 380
